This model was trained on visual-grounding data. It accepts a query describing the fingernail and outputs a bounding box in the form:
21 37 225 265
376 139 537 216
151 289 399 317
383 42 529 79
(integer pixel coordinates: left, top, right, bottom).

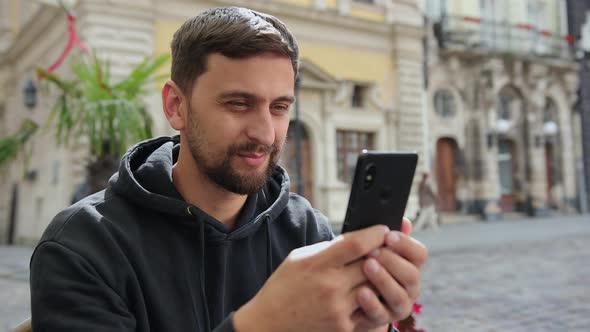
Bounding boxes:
382 225 390 234
387 231 400 245
366 258 380 274
369 248 381 258
358 288 372 304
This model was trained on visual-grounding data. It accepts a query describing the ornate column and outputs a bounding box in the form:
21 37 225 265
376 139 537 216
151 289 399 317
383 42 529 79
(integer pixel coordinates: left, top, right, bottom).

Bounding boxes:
525 64 550 216
480 59 504 220
390 3 425 217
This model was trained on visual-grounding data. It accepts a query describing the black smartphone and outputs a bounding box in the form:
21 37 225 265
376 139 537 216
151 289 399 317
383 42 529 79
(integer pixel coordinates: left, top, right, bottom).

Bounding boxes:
341 151 418 233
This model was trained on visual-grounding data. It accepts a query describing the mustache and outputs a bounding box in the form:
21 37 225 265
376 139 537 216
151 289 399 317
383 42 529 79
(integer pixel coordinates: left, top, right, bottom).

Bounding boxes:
228 141 280 155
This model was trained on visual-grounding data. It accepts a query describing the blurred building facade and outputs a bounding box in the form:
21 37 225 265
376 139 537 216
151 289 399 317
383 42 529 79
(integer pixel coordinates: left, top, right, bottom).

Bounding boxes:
0 0 427 244
422 0 583 218
1 0 586 245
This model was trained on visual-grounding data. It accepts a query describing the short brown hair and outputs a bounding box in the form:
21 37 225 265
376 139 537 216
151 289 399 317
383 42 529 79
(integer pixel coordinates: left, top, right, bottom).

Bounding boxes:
171 7 299 94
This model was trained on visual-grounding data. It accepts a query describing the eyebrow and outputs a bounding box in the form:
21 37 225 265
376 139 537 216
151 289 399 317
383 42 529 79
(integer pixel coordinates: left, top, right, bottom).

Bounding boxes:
218 91 296 104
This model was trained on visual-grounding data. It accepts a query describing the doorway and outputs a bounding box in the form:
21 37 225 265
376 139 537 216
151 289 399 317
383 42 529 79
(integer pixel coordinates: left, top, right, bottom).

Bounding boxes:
435 138 458 212
498 138 517 211
283 122 314 204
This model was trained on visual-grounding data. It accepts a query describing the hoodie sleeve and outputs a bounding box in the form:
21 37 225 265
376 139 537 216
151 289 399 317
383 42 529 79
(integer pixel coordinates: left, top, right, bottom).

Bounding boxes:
212 312 236 332
30 241 136 331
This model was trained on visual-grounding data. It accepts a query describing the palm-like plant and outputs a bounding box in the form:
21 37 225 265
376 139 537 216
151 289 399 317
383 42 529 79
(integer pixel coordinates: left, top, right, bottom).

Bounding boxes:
38 53 169 156
0 119 39 168
0 53 169 196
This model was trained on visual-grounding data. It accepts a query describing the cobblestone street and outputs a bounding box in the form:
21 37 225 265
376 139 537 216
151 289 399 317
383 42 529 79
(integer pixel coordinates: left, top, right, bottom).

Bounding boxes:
0 246 32 332
413 214 590 331
1 214 589 331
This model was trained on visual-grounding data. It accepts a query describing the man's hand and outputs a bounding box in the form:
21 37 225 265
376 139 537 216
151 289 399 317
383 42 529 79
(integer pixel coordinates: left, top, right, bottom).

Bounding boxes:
233 225 390 332
353 218 428 331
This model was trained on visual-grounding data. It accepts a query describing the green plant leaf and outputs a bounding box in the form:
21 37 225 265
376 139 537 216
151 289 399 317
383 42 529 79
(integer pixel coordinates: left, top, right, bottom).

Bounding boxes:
37 51 169 159
0 119 39 167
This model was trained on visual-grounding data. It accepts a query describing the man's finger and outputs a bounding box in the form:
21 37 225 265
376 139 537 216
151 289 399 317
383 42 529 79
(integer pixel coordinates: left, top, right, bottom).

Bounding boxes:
354 286 392 326
384 231 428 269
401 218 412 235
373 249 421 301
319 225 389 266
341 259 370 290
362 258 412 321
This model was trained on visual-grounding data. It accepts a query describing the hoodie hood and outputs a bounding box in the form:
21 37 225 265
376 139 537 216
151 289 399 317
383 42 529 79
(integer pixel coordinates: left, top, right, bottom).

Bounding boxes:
33 135 333 332
109 135 290 242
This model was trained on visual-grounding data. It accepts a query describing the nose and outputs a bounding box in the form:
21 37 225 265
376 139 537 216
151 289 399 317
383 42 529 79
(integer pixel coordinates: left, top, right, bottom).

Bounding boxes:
245 106 275 147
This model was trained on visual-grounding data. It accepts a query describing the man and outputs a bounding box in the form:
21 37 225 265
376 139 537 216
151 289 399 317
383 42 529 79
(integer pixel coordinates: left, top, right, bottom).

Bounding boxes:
414 173 439 231
30 7 427 332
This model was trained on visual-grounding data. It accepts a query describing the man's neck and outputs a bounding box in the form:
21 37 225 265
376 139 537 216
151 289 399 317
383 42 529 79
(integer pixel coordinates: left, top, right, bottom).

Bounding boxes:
172 148 247 229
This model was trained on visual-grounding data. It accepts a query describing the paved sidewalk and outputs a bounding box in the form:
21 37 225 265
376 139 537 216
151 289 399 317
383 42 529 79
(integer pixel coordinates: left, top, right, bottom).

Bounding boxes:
0 246 33 332
1 214 588 331
412 214 590 331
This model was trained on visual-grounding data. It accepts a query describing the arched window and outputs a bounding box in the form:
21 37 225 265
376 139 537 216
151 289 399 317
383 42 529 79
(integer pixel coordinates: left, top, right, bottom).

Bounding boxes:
496 86 522 122
433 89 456 118
543 97 558 125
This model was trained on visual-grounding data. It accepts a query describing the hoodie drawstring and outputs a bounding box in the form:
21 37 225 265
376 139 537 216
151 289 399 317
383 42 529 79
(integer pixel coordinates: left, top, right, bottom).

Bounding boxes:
187 206 211 331
198 218 211 332
264 214 273 277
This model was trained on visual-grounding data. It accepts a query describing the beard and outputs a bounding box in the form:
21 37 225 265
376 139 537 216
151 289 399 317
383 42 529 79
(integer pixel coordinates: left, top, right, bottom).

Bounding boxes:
185 107 281 195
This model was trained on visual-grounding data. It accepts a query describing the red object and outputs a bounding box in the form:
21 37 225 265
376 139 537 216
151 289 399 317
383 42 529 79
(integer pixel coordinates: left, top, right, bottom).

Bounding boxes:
540 30 552 37
40 14 89 79
413 303 423 314
517 23 535 30
565 34 576 44
463 16 481 23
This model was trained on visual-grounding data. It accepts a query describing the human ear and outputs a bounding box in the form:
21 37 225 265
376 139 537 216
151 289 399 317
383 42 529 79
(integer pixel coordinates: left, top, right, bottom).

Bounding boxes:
162 80 186 131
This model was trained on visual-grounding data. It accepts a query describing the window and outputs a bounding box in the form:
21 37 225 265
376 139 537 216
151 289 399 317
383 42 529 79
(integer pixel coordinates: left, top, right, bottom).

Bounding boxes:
543 97 557 123
336 130 375 183
498 139 514 195
52 160 61 185
282 122 310 193
352 84 368 108
425 0 447 21
35 196 44 219
433 89 456 118
497 93 512 120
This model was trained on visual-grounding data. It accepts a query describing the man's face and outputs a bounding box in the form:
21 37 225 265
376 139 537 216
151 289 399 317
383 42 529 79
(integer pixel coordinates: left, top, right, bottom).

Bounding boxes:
184 52 295 195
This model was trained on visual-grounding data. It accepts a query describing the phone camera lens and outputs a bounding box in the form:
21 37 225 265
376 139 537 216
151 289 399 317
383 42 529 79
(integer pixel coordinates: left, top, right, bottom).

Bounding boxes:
364 163 376 190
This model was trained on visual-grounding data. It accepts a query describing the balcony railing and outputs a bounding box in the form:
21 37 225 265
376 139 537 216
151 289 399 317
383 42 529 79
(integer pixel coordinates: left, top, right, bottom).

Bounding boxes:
433 15 576 61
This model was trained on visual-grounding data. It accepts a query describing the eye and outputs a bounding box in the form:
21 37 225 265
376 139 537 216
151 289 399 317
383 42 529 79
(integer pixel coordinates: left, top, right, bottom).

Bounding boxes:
272 103 291 113
226 101 249 111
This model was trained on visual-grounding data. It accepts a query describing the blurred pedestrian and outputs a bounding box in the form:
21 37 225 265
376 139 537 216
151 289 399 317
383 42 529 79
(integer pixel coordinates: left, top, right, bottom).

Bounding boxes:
415 172 439 231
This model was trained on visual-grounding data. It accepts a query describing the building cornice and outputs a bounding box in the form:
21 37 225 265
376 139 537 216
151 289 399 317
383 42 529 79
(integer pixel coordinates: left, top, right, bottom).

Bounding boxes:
201 0 391 35
79 0 155 24
438 48 579 72
391 23 424 40
1 6 62 66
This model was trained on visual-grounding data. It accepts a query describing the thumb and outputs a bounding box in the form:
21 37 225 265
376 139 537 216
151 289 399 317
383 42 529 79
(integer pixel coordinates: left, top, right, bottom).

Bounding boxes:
401 217 412 235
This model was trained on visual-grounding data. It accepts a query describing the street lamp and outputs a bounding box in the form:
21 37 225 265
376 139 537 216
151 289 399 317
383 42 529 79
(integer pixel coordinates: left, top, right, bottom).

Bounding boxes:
23 79 37 110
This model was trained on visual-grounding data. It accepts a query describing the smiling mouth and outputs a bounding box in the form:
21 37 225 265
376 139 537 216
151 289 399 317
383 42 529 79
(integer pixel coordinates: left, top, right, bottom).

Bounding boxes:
236 153 268 166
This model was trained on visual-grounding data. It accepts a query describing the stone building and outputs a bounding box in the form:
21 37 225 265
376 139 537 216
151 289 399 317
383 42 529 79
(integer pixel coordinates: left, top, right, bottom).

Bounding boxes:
422 0 583 218
0 0 427 244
